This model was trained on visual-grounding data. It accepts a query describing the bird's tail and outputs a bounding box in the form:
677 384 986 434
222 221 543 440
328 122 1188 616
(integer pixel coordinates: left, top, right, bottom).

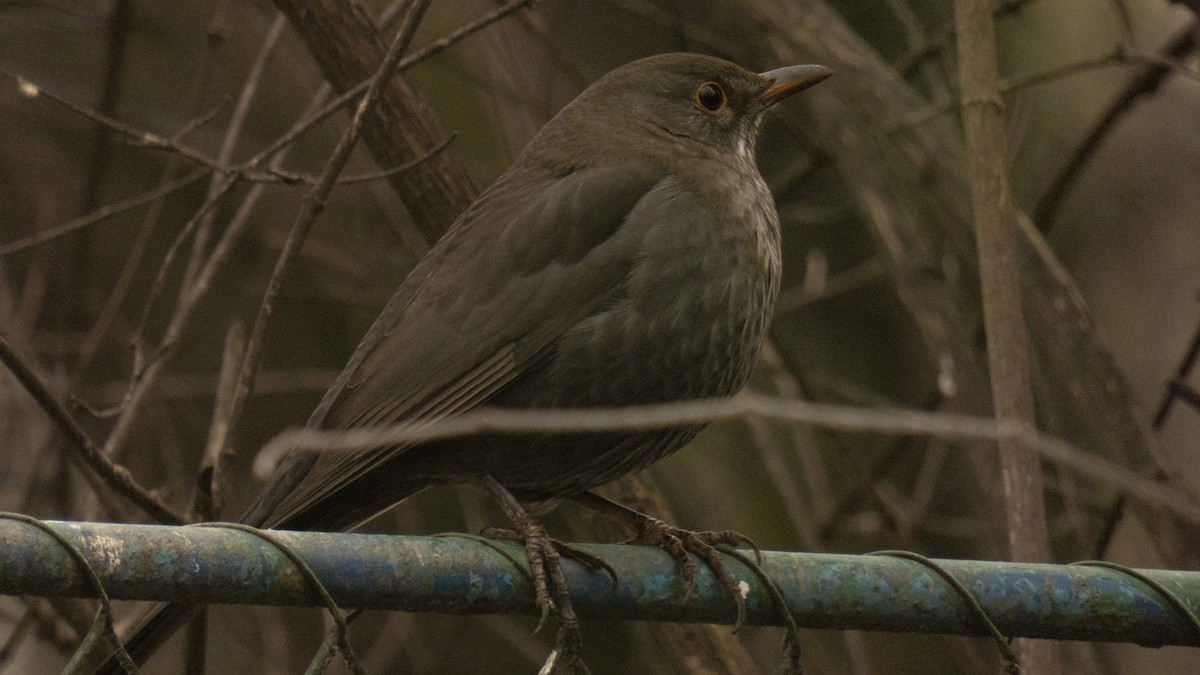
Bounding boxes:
90 454 431 671
92 602 198 675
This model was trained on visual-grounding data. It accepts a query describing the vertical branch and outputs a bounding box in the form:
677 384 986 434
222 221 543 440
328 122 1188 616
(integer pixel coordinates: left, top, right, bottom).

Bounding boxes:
98 13 282 464
180 0 234 292
953 0 1049 563
46 0 131 361
193 320 246 522
953 0 1058 671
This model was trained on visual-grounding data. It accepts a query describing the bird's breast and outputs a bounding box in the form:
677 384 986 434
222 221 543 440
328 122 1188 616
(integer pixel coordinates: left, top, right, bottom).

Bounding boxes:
523 170 781 408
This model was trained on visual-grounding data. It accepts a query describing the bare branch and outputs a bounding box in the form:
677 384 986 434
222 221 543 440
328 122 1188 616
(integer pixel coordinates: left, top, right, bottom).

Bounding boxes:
0 168 209 257
194 322 242 522
893 41 1200 132
218 0 437 490
256 393 1200 526
1035 24 1199 228
0 334 186 524
954 0 1055 667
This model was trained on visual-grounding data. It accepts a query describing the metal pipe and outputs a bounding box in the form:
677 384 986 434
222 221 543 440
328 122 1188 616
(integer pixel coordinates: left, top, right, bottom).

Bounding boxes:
0 520 1196 647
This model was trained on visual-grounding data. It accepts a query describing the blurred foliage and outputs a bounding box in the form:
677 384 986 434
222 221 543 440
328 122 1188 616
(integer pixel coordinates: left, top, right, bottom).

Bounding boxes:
1 0 1198 673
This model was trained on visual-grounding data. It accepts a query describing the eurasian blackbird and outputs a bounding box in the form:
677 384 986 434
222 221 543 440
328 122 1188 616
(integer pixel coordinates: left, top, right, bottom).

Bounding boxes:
100 52 831 672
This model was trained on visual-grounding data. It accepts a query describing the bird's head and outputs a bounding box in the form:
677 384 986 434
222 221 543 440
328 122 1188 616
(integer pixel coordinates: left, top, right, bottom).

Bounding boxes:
546 53 832 165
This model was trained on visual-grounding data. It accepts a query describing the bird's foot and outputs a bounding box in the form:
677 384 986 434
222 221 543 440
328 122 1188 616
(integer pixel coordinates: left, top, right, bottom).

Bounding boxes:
631 517 758 628
573 490 759 630
482 526 618 586
479 501 574 634
480 477 594 674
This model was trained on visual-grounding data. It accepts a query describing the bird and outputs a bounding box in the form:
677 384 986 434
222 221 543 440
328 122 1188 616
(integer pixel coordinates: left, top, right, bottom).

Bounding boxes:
97 52 832 673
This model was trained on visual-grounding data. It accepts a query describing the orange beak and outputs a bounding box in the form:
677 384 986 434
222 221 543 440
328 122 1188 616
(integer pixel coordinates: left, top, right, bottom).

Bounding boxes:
754 64 834 107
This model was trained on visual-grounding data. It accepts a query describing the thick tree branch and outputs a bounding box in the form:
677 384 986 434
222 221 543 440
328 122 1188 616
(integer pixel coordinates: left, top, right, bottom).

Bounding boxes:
271 0 481 243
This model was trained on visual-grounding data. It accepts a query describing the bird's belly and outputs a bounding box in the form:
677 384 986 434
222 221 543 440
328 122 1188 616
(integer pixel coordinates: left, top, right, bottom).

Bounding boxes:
488 426 703 498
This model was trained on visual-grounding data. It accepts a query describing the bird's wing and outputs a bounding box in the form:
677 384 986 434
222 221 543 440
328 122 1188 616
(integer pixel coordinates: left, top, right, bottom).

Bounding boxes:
248 161 669 528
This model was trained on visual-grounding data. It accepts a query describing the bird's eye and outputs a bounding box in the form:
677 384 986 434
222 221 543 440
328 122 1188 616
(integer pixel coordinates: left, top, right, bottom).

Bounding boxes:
694 82 727 112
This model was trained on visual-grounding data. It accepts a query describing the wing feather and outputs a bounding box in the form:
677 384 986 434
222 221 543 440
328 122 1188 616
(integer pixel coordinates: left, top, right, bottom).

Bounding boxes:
249 161 669 528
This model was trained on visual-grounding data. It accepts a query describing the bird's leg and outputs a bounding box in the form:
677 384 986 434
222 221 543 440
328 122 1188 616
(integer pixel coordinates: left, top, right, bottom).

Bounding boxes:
481 476 587 671
572 490 759 628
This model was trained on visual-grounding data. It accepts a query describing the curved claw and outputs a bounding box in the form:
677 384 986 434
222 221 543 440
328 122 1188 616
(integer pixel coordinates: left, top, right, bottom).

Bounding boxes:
541 625 591 675
683 538 747 631
633 519 756 631
482 526 619 588
550 537 619 588
635 518 701 598
570 491 757 632
516 522 557 635
534 599 553 635
480 476 592 673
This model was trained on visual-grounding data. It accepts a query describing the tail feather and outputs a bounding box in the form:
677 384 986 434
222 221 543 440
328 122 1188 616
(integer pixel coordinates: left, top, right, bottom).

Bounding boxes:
93 477 431 672
91 434 432 672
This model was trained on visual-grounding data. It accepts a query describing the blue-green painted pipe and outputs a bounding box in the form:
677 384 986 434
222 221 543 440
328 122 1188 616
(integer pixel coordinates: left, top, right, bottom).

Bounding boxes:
0 520 1196 647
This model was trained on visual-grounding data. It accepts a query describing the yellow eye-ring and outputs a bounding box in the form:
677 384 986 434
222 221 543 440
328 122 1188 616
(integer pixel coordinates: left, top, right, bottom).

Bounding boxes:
694 81 727 112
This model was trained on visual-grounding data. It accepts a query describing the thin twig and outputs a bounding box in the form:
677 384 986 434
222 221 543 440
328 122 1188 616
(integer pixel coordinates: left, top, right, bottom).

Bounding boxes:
774 257 889 312
1035 23 1198 229
68 1 234 387
10 0 525 478
1 70 220 170
268 132 456 186
1154 310 1200 427
98 88 333 455
132 174 239 346
892 0 1045 76
181 10 285 292
1167 380 1200 412
891 42 1200 132
98 172 240 456
94 2 523 460
402 0 538 71
192 320 245 522
880 0 952 100
0 168 210 257
171 100 229 143
104 11 253 510
0 334 186 524
4 69 393 189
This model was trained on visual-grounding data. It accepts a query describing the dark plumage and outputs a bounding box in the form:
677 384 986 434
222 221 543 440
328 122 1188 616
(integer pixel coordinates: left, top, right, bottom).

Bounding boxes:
99 52 832 672
247 53 827 529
